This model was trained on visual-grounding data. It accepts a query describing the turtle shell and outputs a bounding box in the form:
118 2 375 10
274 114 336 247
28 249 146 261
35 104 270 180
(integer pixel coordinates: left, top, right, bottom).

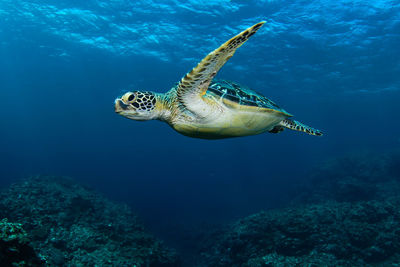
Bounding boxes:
207 80 291 116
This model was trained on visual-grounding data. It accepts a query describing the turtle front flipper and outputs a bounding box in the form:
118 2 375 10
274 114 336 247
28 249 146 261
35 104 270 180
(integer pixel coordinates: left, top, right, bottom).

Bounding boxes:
176 21 265 112
275 119 323 136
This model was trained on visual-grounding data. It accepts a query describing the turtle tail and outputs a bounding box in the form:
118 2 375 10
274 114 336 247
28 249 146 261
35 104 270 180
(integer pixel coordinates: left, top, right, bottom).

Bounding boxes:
274 119 323 136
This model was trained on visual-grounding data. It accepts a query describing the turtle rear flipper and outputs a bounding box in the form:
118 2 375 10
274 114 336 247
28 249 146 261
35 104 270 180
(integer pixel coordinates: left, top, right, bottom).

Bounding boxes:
269 125 285 134
277 119 323 136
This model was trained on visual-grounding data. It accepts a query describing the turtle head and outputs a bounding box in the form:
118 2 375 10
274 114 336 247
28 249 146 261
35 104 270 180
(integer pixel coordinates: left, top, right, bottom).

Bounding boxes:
115 91 159 121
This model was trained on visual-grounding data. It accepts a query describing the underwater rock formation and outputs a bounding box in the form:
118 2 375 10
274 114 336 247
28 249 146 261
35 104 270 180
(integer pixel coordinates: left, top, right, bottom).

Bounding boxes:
197 198 400 266
2 151 399 266
0 218 44 266
0 175 179 266
197 151 400 266
296 150 400 203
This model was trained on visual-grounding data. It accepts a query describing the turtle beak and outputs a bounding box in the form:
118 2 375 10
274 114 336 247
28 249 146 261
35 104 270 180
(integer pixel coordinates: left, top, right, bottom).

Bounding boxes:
114 98 129 114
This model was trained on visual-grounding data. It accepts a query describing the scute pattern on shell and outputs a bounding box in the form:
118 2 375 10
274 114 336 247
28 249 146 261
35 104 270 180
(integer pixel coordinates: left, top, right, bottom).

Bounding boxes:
208 80 283 110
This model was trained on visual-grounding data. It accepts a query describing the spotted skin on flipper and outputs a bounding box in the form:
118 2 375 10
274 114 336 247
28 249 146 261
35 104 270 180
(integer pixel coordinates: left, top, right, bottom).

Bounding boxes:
176 22 265 112
279 119 323 136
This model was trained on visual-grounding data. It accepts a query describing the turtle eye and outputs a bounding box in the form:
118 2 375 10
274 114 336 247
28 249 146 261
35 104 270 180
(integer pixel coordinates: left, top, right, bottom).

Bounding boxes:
128 93 135 102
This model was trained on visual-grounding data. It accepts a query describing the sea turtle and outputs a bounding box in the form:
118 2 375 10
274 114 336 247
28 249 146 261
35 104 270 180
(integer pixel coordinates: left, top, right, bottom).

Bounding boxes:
115 21 322 139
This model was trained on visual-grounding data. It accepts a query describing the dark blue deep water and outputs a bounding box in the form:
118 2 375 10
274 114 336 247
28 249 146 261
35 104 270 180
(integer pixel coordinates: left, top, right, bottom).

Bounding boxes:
1 0 400 264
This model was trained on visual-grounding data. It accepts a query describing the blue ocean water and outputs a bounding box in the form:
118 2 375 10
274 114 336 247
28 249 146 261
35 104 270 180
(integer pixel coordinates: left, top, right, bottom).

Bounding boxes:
0 0 399 250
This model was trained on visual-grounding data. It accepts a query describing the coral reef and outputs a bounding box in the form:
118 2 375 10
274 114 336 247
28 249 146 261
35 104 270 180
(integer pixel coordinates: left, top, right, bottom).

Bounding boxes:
2 150 399 266
0 218 43 266
296 150 400 203
197 198 400 266
0 175 179 266
197 151 400 266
